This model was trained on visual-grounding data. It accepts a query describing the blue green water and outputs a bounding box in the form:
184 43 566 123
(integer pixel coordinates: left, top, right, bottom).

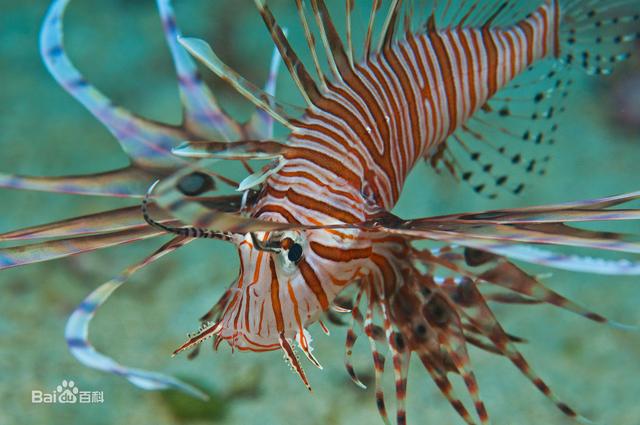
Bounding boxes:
1 1 639 424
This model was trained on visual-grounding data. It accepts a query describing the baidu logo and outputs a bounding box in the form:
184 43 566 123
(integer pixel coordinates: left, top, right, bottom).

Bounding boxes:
31 379 104 404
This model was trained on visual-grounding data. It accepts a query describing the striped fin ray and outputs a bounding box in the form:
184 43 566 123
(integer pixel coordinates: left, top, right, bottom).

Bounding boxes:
0 226 165 270
40 0 186 169
0 166 157 198
343 285 368 389
64 236 207 399
378 297 412 425
370 189 640 268
478 244 640 275
432 298 490 424
447 281 597 424
160 0 286 142
363 289 392 425
310 0 354 80
156 0 241 141
416 1 538 31
295 0 329 92
418 352 477 425
178 36 298 130
245 41 286 140
364 0 383 58
172 139 291 161
476 258 639 331
0 204 173 242
426 249 639 331
378 0 403 51
387 220 640 254
345 0 355 66
254 0 324 107
2 0 283 198
422 189 640 221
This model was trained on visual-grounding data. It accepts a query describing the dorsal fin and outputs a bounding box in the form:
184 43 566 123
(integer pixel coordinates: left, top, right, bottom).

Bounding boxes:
295 0 328 91
254 0 323 107
379 0 403 51
310 0 354 80
364 0 383 58
482 1 509 29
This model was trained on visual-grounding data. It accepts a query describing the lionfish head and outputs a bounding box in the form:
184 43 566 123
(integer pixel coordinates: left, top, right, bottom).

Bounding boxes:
171 206 373 386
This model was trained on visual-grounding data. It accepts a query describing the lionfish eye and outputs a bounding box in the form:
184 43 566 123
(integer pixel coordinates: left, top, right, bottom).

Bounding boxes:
177 171 215 196
287 243 304 264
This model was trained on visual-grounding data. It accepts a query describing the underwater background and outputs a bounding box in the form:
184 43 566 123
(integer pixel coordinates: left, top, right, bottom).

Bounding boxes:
1 1 639 424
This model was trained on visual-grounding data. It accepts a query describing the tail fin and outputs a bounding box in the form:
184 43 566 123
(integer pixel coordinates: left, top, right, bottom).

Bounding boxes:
559 0 640 75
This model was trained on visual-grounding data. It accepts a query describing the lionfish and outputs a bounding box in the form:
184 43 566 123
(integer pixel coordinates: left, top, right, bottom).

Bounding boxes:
2 0 640 423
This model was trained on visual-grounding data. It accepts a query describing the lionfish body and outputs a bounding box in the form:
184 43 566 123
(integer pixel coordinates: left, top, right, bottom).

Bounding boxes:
226 2 564 350
2 0 640 424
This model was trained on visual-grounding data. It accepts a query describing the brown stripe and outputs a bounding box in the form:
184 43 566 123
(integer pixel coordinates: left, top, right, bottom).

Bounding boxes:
552 0 561 57
377 53 410 173
310 241 371 262
481 28 499 96
350 64 401 199
342 67 391 143
284 146 361 189
415 35 441 142
269 257 285 333
298 259 329 309
518 19 535 66
371 253 396 287
254 204 301 224
429 31 458 136
300 90 394 203
539 6 550 58
448 32 468 121
469 30 485 102
293 120 369 172
458 30 478 114
319 84 386 160
385 47 422 167
266 185 361 223
277 169 360 203
504 31 517 81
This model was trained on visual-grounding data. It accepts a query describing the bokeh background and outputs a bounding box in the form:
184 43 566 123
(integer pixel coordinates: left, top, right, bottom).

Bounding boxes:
1 1 639 424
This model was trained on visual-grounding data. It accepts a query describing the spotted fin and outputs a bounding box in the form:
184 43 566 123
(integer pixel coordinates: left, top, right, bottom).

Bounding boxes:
430 0 639 198
559 0 640 76
437 61 569 199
